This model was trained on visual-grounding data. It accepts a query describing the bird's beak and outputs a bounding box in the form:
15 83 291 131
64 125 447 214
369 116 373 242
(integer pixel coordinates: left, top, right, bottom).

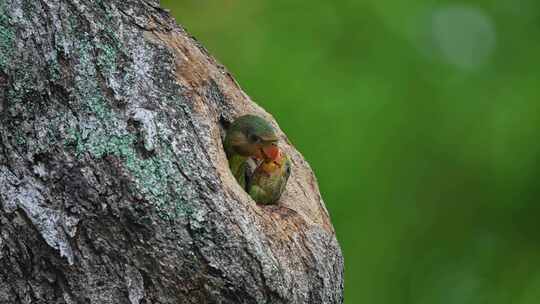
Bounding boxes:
262 144 280 162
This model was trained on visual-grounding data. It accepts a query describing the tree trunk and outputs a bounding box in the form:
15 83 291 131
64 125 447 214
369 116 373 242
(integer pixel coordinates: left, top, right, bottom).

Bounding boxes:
0 0 344 303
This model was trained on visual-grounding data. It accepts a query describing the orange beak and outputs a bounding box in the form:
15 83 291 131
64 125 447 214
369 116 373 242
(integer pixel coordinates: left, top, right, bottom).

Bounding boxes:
262 144 280 162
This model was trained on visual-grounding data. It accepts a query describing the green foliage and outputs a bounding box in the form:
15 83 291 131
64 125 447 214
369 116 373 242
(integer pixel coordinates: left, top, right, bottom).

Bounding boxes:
162 0 540 303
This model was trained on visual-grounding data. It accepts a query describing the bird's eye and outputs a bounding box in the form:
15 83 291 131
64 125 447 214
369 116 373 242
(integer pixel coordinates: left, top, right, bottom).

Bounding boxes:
248 134 261 143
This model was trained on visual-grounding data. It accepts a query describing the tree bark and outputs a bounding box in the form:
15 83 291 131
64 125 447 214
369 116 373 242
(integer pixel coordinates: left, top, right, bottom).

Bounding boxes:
0 0 344 303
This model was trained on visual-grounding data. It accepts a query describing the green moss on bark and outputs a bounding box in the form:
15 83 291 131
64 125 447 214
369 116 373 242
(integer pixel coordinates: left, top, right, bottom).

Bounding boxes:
65 128 193 218
3 0 194 220
0 1 14 70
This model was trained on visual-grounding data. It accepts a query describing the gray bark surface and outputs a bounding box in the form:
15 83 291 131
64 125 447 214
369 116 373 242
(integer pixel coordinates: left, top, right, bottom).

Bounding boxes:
0 0 344 303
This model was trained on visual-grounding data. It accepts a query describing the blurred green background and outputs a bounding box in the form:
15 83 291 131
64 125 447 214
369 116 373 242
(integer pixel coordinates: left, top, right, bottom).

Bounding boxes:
161 1 540 303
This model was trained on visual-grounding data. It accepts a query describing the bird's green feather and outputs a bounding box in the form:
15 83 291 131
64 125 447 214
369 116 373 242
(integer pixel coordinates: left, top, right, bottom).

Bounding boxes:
224 115 278 190
248 155 291 205
228 153 248 189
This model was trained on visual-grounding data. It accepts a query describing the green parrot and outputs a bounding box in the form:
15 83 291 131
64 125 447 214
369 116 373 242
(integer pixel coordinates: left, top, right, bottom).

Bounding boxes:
248 148 291 205
224 115 280 189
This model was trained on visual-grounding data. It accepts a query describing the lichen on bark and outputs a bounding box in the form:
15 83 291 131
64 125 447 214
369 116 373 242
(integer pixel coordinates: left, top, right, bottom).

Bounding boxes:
0 1 15 70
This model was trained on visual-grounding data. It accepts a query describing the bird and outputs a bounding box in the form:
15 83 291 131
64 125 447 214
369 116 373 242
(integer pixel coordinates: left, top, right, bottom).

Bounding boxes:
248 148 291 205
224 115 280 189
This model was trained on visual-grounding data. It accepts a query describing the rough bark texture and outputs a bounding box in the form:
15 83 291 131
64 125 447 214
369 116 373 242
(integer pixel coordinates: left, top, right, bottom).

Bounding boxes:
0 0 344 303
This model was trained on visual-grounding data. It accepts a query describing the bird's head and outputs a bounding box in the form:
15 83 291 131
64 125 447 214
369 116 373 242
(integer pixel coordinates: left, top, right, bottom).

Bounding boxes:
225 115 280 161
